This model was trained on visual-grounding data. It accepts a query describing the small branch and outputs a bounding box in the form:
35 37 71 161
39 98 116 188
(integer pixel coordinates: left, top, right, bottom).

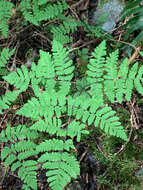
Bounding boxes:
129 46 142 64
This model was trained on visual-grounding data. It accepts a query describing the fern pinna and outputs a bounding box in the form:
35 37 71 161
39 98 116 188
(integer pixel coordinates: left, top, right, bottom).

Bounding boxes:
1 40 143 189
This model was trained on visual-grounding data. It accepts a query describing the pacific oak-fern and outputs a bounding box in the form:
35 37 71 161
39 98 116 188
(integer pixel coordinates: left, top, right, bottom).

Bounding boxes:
20 0 67 26
0 47 15 76
0 0 13 38
1 40 143 189
0 0 102 46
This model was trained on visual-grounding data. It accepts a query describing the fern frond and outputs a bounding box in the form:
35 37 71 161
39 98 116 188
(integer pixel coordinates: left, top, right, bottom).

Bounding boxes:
17 91 66 119
0 47 15 77
0 90 20 113
20 0 39 26
125 62 139 101
3 65 30 92
115 58 129 103
104 49 118 102
134 65 143 94
52 40 74 94
0 68 8 76
20 0 67 26
0 0 13 37
86 40 106 104
44 1 67 20
36 139 74 152
51 17 80 44
18 160 37 190
29 40 74 96
67 121 89 142
94 106 128 140
37 144 80 190
67 95 127 141
30 51 56 94
31 117 88 142
0 124 39 143
1 124 38 190
86 41 143 104
0 48 15 68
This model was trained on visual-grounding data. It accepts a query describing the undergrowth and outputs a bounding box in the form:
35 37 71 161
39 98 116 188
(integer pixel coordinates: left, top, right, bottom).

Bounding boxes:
0 0 143 190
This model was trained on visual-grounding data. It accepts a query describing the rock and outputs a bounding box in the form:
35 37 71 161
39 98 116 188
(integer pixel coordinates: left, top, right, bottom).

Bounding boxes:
92 0 125 33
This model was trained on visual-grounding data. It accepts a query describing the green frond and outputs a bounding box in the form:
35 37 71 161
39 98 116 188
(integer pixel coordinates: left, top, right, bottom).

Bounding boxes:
4 153 17 166
17 91 66 119
1 139 38 166
0 90 21 113
67 121 89 142
52 40 74 93
30 50 56 94
20 0 67 26
18 160 38 190
3 65 30 92
44 1 67 20
29 40 74 96
94 106 128 141
34 51 55 79
51 17 80 44
38 151 79 190
31 117 62 134
134 65 143 94
0 124 38 142
86 40 106 103
18 150 38 161
0 125 38 162
0 68 9 76
14 141 37 152
86 41 143 104
104 49 118 102
0 48 15 68
1 125 38 190
1 146 11 161
87 40 106 82
115 58 129 103
67 95 127 141
31 117 88 141
36 139 74 152
0 1 13 37
67 95 99 124
11 161 22 172
125 62 139 101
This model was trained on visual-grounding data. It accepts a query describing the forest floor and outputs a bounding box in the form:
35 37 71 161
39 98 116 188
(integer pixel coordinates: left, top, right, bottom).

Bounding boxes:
0 0 143 190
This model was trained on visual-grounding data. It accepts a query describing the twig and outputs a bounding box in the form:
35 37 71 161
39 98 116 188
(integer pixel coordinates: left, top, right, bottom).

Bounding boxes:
109 38 137 50
129 45 142 64
71 0 86 8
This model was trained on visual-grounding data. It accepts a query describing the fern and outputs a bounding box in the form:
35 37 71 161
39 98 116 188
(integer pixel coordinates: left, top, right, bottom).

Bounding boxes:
2 39 143 189
0 0 13 37
37 139 80 190
0 125 39 190
0 90 21 114
50 17 81 45
0 48 15 67
20 0 67 26
0 47 15 76
86 40 143 104
3 65 30 92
